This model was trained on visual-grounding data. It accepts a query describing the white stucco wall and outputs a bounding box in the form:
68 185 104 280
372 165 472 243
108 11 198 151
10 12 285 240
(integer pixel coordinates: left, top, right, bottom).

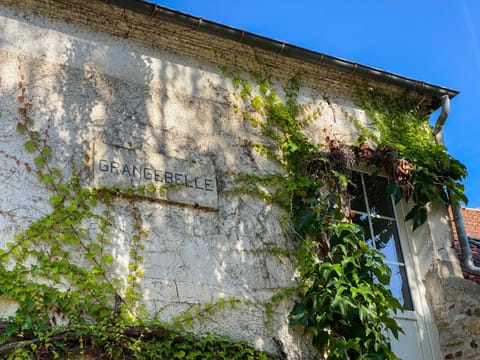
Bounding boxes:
0 1 465 358
0 2 365 357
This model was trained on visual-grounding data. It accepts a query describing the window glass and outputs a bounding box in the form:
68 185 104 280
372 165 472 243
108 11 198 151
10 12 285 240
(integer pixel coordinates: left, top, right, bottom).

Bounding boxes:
352 212 374 248
363 174 395 218
388 263 414 311
348 172 367 213
350 171 413 311
371 218 404 264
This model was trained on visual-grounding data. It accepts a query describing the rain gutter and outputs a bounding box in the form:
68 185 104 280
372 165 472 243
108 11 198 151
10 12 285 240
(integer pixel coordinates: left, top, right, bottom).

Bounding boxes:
103 0 458 108
433 96 480 276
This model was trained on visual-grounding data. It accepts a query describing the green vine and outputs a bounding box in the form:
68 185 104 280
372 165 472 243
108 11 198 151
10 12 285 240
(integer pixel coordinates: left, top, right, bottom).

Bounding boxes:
224 68 467 358
225 72 405 359
351 88 467 229
0 58 467 359
0 61 276 359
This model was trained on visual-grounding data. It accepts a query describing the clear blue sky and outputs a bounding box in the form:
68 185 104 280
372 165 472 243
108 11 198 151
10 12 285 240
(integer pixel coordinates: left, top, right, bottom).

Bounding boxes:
155 0 480 208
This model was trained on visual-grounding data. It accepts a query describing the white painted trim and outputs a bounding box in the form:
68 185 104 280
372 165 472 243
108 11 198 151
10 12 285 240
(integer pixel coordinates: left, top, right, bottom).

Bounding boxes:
350 168 442 359
395 200 442 360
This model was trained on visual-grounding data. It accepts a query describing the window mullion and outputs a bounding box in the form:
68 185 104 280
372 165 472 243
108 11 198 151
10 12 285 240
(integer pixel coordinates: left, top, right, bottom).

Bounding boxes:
360 173 377 249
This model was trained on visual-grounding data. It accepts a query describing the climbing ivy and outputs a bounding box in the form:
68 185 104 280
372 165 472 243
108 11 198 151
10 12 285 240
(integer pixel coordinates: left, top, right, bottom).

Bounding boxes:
226 72 404 359
224 70 466 358
0 58 467 359
351 88 467 229
0 61 277 359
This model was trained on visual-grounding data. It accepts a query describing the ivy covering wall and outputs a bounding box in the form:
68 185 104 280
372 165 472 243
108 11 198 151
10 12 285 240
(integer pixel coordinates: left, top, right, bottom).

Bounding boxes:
0 57 467 360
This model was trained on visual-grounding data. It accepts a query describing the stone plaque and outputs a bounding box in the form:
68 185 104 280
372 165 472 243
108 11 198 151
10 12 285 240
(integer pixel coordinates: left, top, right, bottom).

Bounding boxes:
91 140 218 209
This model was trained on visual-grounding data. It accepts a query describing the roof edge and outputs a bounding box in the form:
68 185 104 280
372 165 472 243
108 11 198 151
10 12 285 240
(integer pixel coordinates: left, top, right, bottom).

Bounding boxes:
104 0 459 106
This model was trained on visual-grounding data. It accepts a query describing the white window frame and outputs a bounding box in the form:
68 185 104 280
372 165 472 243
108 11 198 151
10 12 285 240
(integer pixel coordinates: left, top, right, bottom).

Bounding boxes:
350 169 441 359
394 198 442 360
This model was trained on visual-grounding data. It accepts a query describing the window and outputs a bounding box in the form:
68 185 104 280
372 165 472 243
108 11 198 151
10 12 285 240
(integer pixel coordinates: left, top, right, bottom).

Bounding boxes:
348 171 413 310
348 171 441 359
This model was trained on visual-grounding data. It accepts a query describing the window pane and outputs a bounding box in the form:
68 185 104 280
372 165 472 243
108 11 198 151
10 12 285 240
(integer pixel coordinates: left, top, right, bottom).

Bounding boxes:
371 218 405 264
349 171 414 312
348 172 367 213
352 212 374 248
388 263 414 311
363 175 395 218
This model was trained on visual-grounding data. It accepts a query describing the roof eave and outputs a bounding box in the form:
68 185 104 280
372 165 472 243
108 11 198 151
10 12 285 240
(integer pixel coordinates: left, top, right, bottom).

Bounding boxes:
103 0 459 107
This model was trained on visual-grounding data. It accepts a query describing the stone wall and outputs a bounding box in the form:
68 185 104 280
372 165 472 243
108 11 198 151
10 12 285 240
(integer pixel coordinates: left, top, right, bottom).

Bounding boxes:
425 267 480 359
421 204 480 359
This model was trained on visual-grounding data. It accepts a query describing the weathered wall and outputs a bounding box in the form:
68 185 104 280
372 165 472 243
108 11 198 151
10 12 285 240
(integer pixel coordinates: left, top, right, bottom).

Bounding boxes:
0 1 366 357
416 203 480 359
1 1 474 359
425 267 480 360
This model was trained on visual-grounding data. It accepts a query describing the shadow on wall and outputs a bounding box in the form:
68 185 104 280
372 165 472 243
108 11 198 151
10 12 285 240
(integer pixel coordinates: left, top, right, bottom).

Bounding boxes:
0 6 301 354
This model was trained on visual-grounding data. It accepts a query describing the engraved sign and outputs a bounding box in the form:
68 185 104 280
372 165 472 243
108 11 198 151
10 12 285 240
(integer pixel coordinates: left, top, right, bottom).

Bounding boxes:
92 140 218 209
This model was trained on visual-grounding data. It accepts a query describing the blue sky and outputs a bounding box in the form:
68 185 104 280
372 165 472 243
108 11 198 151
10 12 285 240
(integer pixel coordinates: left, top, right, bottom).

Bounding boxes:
155 0 480 207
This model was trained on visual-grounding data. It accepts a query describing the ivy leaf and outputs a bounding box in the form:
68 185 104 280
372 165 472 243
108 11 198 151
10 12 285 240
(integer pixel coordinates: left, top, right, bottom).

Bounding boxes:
41 146 52 157
101 254 114 264
386 183 403 203
405 205 428 230
289 303 308 328
16 123 27 134
232 77 241 88
49 194 64 206
41 174 55 185
91 266 104 275
251 96 263 110
34 156 45 168
354 135 367 147
174 350 186 358
24 140 37 153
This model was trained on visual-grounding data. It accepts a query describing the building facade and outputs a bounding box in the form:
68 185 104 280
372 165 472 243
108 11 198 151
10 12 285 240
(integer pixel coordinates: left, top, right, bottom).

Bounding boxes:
0 0 478 358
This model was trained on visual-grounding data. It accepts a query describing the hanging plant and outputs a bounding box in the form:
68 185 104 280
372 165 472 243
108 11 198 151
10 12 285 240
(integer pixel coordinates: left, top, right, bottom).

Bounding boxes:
352 88 467 229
